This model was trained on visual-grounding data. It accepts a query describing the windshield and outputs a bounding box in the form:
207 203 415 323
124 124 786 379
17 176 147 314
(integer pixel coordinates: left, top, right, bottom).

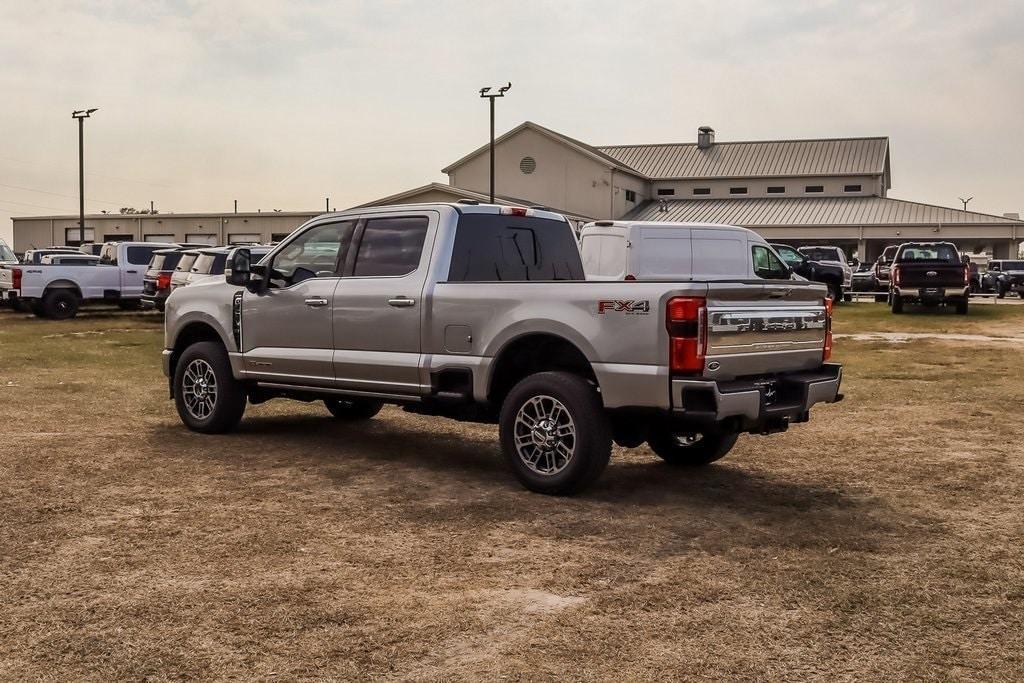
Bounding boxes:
898 245 959 263
1000 260 1024 270
772 245 804 267
175 254 198 272
0 241 15 262
799 247 844 263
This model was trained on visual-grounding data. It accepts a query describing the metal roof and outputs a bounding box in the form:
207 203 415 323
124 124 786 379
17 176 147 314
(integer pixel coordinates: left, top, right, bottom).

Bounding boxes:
623 196 1024 226
597 137 890 180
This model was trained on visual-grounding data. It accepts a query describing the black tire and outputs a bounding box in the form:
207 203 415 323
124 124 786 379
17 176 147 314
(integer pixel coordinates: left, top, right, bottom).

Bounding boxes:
41 289 79 320
647 429 739 466
825 281 841 303
997 283 1006 299
499 371 612 495
842 292 852 303
12 298 31 313
891 295 904 314
955 298 969 315
324 398 384 421
173 341 247 434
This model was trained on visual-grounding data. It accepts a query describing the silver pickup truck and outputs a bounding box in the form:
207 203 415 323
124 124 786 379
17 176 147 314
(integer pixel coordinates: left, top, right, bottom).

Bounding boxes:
162 202 842 494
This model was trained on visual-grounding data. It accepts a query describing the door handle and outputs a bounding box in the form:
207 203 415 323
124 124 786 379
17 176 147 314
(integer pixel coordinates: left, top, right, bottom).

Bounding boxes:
387 296 416 308
126 270 138 274
304 297 329 308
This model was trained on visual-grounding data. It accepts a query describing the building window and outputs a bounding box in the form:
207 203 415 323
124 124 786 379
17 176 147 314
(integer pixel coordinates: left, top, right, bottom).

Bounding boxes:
805 185 824 193
729 187 748 195
844 184 862 193
519 156 537 174
624 189 636 202
767 186 786 194
693 188 711 196
657 188 675 196
64 227 95 246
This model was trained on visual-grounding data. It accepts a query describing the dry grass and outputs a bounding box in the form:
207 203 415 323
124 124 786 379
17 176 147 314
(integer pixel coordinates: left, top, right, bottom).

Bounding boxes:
1 304 1022 680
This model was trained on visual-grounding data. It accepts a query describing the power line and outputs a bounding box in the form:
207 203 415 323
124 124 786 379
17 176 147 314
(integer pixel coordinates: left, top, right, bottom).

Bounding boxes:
0 182 126 206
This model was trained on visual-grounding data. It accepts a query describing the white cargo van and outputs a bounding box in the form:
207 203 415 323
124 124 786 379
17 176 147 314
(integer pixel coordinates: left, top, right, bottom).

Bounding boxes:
579 221 790 281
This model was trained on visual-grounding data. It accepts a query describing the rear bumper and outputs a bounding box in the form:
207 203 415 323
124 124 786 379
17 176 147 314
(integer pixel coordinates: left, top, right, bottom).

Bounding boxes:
141 293 168 310
671 363 842 433
893 286 969 302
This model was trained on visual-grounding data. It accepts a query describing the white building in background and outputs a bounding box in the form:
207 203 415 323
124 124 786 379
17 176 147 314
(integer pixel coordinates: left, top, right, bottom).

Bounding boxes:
11 121 1023 260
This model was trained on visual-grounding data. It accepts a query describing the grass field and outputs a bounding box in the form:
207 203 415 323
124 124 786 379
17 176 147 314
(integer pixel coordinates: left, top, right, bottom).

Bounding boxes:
1 303 1022 680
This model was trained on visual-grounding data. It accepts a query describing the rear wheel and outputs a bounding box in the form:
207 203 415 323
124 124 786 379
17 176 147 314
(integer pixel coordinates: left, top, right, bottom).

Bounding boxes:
997 283 1006 299
499 371 611 495
891 295 904 314
324 398 384 421
647 429 739 466
825 281 841 303
955 298 969 315
41 289 79 320
173 341 247 433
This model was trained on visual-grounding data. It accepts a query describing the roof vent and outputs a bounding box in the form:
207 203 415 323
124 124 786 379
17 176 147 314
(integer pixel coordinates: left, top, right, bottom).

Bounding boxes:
697 126 715 150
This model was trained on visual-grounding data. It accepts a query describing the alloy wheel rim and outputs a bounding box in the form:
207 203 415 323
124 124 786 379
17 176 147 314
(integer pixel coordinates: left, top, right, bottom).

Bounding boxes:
513 394 576 476
182 359 218 420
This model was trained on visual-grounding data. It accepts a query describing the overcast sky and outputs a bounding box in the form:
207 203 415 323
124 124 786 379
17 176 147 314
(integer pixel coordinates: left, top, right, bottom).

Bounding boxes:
2 0 1022 244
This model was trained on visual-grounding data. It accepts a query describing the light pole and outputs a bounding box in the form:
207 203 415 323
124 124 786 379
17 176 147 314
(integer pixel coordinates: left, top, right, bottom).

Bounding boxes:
72 109 98 241
479 83 511 203
959 196 973 211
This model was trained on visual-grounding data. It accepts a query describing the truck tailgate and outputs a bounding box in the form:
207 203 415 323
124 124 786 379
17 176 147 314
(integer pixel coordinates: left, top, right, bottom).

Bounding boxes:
704 281 828 379
896 263 965 289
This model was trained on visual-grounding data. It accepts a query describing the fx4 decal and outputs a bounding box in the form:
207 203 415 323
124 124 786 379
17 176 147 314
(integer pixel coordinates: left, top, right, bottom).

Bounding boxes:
597 300 650 315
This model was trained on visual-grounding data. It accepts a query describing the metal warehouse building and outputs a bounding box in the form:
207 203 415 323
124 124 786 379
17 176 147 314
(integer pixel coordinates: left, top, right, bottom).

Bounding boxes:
11 121 1023 259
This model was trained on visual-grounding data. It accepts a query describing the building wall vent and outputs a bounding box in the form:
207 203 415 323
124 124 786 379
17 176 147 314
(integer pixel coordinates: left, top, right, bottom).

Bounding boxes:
519 156 537 174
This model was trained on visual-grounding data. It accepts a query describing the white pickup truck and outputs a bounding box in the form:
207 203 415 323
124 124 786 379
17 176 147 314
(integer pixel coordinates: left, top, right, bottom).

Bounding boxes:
0 241 176 319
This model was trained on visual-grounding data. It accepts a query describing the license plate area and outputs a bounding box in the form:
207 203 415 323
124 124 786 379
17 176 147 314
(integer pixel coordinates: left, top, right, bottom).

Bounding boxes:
754 379 779 406
920 287 945 296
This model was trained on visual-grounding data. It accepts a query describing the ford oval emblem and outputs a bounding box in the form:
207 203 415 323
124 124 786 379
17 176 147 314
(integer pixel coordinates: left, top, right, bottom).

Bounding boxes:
707 361 721 371
927 271 938 277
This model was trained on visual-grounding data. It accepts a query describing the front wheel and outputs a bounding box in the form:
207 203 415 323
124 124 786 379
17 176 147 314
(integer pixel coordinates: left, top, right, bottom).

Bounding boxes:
647 429 739 466
996 283 1006 299
41 289 79 320
173 341 247 433
955 298 969 315
499 371 611 495
324 398 384 421
826 282 841 303
891 295 904 314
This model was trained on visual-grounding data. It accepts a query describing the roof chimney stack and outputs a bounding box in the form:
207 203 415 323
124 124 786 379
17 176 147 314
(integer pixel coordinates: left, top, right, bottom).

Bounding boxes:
697 126 715 150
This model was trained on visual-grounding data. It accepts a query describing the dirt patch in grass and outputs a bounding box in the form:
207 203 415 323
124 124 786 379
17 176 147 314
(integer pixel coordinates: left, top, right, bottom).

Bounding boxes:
1 307 1022 679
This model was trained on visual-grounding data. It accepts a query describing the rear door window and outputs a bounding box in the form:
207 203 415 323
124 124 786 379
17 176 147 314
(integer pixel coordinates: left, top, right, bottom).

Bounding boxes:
351 216 429 277
448 214 583 281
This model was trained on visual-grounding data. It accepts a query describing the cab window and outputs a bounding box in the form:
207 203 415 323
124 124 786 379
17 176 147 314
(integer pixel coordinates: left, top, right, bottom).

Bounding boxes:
752 245 790 280
268 220 354 288
351 216 428 277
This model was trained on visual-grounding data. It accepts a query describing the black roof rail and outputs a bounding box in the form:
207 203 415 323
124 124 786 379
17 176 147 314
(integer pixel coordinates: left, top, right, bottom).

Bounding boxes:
456 199 480 205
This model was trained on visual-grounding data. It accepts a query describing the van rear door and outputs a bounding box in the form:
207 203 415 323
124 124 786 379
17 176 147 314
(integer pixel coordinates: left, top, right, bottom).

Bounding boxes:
633 226 692 279
580 227 628 280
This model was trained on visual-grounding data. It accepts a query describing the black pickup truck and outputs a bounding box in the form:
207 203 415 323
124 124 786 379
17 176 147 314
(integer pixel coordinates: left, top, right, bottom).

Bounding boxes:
981 260 1024 298
769 243 847 302
890 242 969 314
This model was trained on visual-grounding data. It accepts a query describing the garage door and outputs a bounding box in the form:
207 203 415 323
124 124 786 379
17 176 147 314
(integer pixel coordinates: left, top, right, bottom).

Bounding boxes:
186 233 218 245
228 233 261 244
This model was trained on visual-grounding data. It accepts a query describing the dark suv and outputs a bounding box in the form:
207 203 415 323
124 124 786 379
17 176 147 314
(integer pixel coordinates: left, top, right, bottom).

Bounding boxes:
142 248 191 311
769 243 846 302
981 260 1024 298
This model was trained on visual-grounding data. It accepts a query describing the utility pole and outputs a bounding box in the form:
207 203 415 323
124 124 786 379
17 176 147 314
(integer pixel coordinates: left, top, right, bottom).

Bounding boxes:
150 200 154 213
326 197 330 212
234 199 238 214
959 196 973 211
71 109 98 240
479 82 511 202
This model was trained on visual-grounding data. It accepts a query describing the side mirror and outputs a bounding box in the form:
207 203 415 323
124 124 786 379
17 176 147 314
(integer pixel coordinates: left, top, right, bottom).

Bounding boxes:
225 248 251 286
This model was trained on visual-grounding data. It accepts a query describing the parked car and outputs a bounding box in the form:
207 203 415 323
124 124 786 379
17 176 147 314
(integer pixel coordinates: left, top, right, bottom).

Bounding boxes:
142 248 191 311
0 241 177 319
19 247 81 265
39 254 101 266
182 246 272 288
850 261 877 292
768 243 848 302
169 250 202 292
79 243 106 256
798 246 853 296
872 245 899 300
889 241 969 314
980 260 1024 298
162 203 843 495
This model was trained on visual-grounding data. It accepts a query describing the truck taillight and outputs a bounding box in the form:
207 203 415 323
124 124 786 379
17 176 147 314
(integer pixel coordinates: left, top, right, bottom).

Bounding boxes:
823 297 833 362
667 296 706 374
500 206 529 216
964 266 970 286
891 266 901 286
12 267 21 290
157 273 172 291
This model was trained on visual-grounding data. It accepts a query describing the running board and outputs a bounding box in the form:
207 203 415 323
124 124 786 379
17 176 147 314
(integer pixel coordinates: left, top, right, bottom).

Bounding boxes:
255 382 422 403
